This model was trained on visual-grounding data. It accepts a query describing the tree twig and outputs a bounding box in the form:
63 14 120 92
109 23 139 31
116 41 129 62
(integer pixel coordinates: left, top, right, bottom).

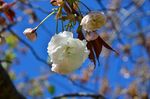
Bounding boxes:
53 93 106 99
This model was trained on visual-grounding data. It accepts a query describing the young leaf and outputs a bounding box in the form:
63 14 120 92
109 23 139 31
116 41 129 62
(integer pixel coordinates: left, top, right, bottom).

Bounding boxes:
91 36 103 60
87 42 96 65
48 85 55 95
99 36 118 54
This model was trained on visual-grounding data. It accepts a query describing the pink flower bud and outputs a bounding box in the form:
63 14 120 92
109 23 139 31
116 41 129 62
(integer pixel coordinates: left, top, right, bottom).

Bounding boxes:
23 28 37 41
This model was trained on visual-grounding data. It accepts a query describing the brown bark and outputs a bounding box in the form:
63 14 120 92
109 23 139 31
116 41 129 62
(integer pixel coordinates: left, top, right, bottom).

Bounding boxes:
0 63 25 99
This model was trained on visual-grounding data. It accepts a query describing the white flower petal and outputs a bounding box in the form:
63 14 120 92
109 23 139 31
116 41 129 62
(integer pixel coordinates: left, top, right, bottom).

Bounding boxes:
47 31 89 74
60 31 73 38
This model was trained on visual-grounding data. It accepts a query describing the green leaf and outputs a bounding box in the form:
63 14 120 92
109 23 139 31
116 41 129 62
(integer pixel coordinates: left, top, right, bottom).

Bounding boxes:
48 85 55 95
9 71 16 80
29 86 43 96
6 34 18 48
5 50 16 61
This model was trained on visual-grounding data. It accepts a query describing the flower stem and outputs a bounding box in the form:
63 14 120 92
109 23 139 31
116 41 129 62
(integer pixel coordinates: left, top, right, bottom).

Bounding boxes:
56 19 58 34
34 10 57 30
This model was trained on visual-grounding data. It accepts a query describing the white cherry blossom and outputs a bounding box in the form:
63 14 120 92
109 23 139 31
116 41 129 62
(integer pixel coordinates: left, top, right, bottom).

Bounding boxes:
47 31 89 74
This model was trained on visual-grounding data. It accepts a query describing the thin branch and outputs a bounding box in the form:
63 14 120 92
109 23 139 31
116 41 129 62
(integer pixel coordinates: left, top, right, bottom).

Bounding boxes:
122 0 145 24
79 1 91 12
53 93 105 99
63 75 95 92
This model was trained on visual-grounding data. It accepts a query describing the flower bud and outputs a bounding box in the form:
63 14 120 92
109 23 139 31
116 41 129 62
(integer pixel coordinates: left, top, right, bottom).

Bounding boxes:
23 28 37 41
50 0 63 6
80 11 106 32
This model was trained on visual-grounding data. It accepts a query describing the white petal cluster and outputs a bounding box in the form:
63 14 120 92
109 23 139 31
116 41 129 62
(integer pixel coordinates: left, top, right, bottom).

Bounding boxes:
47 31 89 74
80 11 106 32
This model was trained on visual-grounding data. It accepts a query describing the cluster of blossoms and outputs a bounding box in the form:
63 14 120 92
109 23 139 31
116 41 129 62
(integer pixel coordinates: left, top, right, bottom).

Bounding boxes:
48 11 106 74
23 1 107 74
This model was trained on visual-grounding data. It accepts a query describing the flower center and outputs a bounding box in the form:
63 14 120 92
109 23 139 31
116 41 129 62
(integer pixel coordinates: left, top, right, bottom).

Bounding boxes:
64 46 74 55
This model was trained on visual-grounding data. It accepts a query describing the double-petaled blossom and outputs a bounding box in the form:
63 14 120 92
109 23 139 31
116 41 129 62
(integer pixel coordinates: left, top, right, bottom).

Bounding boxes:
47 31 89 74
80 11 106 32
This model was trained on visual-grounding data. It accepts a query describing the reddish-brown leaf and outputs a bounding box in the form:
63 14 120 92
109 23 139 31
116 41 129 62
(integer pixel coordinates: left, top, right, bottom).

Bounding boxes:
63 2 72 14
0 1 16 22
50 0 57 6
91 36 103 60
0 0 4 5
4 9 15 22
77 26 85 40
87 36 118 65
99 36 118 54
50 0 63 6
87 42 96 65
